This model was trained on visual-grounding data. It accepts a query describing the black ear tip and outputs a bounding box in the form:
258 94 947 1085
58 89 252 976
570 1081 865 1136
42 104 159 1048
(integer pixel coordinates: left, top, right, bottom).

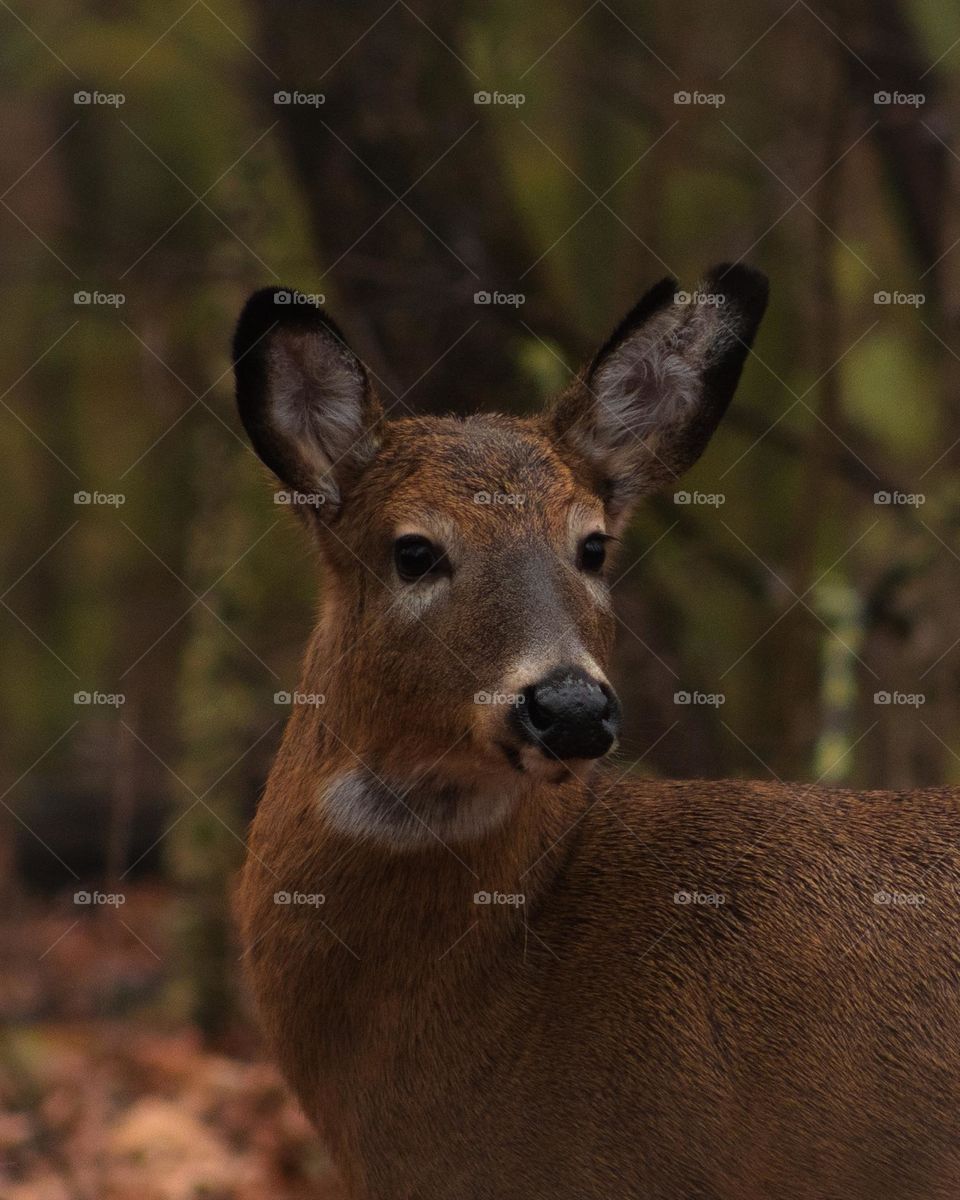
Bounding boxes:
233 287 292 363
232 287 346 366
704 262 769 318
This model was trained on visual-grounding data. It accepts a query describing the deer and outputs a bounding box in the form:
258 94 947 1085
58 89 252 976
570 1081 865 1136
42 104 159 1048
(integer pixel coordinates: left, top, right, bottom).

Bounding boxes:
233 265 960 1200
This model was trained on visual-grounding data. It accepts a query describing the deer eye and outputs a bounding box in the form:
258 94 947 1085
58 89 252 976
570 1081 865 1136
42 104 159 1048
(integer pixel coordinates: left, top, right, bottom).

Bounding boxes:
579 533 609 574
394 535 446 582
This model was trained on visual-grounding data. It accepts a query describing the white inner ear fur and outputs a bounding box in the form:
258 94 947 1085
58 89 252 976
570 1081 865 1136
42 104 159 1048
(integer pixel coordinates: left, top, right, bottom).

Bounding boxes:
587 300 737 456
268 333 369 505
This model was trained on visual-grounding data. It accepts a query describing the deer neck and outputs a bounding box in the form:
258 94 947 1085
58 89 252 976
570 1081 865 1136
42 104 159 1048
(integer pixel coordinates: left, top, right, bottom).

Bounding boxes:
244 634 601 1169
258 672 595 974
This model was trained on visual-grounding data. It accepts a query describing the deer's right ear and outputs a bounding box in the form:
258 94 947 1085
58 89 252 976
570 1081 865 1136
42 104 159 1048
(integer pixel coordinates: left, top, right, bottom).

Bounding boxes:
545 264 768 531
232 288 383 515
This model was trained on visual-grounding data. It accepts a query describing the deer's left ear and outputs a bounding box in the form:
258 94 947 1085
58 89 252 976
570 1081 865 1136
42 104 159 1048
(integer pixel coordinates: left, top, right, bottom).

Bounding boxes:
232 288 383 519
546 263 768 529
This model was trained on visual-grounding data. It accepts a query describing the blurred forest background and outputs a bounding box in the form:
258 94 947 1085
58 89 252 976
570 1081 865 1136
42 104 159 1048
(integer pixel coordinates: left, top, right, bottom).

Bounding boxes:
3 0 960 1196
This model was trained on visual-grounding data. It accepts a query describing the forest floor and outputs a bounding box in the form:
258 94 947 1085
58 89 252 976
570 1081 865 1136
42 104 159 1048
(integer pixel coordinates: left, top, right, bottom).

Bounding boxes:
0 885 347 1200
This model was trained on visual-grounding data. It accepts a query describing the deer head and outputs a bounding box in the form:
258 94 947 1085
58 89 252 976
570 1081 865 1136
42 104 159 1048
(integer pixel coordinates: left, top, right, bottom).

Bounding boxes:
233 265 768 844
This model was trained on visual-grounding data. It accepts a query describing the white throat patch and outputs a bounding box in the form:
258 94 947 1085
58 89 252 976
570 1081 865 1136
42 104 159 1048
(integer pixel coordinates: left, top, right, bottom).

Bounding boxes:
322 767 521 847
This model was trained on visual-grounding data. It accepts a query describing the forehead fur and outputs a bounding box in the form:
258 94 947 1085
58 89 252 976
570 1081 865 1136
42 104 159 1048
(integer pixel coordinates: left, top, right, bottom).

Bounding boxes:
349 414 593 532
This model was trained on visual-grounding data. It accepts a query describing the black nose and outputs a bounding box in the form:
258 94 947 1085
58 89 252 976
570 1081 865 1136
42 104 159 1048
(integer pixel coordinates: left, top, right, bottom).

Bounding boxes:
513 667 621 761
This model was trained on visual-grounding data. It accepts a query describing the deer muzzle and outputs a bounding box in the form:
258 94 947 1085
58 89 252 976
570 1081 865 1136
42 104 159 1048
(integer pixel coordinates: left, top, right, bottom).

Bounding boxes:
512 666 620 761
